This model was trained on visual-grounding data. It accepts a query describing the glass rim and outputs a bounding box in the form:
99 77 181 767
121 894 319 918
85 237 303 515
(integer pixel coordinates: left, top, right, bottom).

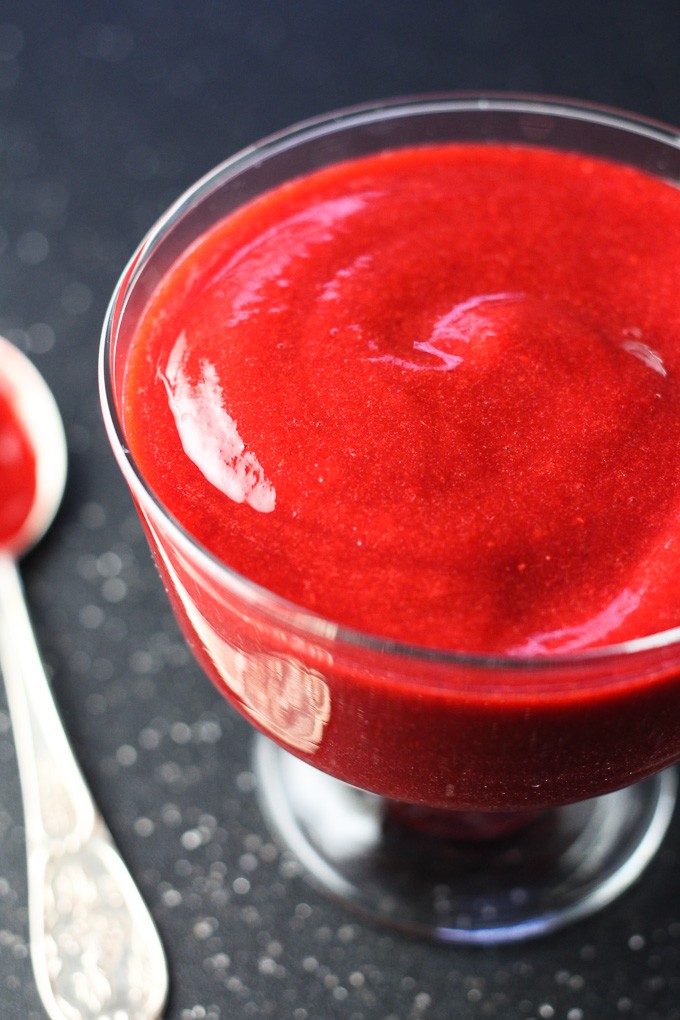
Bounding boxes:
99 91 680 675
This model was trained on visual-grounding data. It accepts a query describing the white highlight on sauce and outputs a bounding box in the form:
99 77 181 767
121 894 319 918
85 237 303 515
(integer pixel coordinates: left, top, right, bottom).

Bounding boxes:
159 332 276 513
621 337 668 377
508 586 643 656
208 194 378 325
367 291 523 372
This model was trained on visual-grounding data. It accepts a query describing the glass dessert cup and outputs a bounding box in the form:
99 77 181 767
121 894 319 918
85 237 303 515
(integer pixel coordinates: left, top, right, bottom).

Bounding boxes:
100 95 680 944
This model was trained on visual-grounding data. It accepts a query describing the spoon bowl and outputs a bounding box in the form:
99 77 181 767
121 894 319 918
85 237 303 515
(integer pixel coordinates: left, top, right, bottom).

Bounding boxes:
0 336 66 555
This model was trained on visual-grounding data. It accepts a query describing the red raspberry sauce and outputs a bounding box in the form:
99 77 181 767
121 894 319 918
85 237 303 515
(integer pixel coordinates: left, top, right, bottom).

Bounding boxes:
0 385 36 551
124 144 680 656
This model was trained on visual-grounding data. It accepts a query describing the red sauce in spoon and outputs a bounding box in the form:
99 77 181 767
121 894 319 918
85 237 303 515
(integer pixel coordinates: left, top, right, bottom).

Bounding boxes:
0 385 36 551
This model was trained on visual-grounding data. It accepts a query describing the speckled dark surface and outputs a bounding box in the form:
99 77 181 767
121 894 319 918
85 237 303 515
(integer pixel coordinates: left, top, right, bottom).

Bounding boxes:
2 2 680 1018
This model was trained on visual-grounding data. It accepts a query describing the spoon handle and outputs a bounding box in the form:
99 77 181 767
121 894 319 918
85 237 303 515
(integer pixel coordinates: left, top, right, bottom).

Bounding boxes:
0 555 168 1020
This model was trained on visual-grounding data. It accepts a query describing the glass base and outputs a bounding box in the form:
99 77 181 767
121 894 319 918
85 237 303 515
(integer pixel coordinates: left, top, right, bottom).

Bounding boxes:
253 736 677 944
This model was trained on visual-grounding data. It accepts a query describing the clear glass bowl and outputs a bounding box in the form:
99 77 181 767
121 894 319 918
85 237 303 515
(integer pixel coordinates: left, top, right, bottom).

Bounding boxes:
100 94 680 942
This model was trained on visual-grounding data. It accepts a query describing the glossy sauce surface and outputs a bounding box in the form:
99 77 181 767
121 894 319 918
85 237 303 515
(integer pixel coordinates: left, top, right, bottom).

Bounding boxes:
124 144 680 655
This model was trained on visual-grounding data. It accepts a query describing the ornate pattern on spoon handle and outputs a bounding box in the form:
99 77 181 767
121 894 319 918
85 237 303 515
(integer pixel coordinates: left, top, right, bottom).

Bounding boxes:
0 555 169 1020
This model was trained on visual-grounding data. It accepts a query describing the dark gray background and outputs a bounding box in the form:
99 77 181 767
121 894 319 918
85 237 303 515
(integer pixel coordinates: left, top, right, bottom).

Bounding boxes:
1 2 680 1017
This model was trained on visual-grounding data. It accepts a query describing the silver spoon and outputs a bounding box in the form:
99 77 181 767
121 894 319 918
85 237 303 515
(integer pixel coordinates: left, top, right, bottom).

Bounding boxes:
0 336 168 1019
